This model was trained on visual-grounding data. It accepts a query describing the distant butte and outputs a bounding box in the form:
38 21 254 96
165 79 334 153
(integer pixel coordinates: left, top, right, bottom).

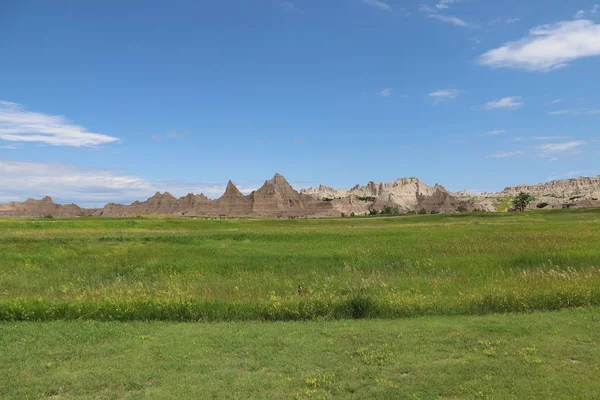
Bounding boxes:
1 174 599 218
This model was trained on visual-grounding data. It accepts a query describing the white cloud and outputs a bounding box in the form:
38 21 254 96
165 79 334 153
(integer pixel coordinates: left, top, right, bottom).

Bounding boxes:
506 17 521 24
419 2 469 27
549 108 600 115
0 145 16 149
575 10 586 19
378 88 393 97
428 14 468 27
532 136 571 141
361 0 391 11
593 5 600 14
485 130 506 135
537 141 585 154
0 160 256 207
0 100 120 147
484 96 524 110
487 150 524 159
428 89 461 103
435 0 463 10
547 99 564 105
477 20 600 71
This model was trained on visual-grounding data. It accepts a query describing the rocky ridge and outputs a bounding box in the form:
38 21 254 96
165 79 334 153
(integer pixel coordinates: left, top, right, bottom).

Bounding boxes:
1 174 599 218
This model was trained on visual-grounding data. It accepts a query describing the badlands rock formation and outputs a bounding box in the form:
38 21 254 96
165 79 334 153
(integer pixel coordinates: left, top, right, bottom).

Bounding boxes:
302 175 600 214
302 178 475 215
1 174 599 218
0 174 334 218
470 176 600 211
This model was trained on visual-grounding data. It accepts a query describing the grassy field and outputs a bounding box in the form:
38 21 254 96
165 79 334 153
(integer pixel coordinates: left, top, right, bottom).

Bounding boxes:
1 209 600 321
1 308 599 399
2 210 600 398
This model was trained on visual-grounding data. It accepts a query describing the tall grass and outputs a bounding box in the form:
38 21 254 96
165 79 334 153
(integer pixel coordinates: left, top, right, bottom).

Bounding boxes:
1 209 599 321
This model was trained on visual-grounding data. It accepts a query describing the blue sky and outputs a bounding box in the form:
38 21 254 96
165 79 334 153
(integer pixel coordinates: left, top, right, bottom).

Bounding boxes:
1 0 599 206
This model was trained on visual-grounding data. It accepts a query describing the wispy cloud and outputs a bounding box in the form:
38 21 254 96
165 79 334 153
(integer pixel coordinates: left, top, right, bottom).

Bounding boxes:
0 160 257 207
487 150 524 159
549 108 600 115
428 14 468 27
532 136 571 141
537 141 585 155
378 88 393 98
419 2 469 27
547 99 564 105
484 96 524 110
0 100 119 147
428 89 461 103
477 20 600 72
574 5 600 19
485 130 506 136
435 0 463 10
361 0 391 11
506 17 521 24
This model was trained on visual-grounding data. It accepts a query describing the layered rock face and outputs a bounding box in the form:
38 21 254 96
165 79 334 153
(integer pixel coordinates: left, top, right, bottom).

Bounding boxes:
0 196 86 217
0 174 335 218
303 178 474 215
471 175 600 210
500 176 600 197
304 175 600 214
251 174 332 217
1 174 599 218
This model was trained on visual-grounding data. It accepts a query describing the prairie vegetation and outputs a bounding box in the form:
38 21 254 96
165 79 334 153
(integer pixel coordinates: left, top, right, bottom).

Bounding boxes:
1 209 599 321
1 308 599 399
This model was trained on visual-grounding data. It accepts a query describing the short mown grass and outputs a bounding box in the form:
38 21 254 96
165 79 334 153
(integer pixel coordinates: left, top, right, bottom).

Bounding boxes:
1 308 599 399
1 209 599 321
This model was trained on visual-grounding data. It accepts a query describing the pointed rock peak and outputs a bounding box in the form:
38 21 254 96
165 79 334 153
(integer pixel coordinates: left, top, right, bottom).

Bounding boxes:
162 191 176 200
262 173 294 190
224 180 243 196
41 196 54 203
270 173 290 185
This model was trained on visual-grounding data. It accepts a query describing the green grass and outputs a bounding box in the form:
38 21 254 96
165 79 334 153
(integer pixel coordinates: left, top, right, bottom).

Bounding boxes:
493 197 512 212
1 209 600 321
1 308 599 399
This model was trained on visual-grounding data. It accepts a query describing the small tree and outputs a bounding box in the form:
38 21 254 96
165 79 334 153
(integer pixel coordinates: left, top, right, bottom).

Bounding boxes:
512 192 534 212
418 208 427 215
456 205 468 213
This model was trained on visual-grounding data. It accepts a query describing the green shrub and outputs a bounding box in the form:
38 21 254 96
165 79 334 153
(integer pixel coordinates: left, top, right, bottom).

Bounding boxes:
356 196 376 202
418 208 427 215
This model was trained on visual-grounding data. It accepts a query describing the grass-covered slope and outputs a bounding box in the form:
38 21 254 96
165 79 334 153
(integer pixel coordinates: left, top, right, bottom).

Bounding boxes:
1 308 599 399
1 209 599 321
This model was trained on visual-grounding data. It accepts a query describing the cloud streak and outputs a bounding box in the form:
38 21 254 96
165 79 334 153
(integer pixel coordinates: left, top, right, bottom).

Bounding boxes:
361 0 391 11
549 108 600 115
477 20 600 71
378 88 393 98
0 101 119 147
428 89 461 103
484 96 524 110
487 150 524 159
428 14 468 27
